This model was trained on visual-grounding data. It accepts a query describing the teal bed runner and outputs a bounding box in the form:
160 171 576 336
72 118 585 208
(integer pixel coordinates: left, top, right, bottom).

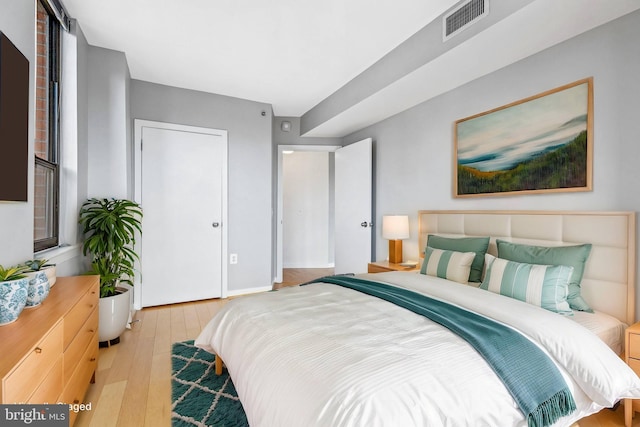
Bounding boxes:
306 275 576 427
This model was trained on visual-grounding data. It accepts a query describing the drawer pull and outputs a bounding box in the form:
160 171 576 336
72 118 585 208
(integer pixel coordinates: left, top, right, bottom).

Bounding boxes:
35 347 42 354
89 329 95 333
89 357 96 362
73 399 80 404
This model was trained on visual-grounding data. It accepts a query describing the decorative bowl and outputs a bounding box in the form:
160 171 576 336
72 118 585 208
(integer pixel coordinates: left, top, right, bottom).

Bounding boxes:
0 278 29 325
24 271 50 308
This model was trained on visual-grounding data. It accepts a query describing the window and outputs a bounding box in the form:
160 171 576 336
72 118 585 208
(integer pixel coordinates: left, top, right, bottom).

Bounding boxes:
34 0 61 252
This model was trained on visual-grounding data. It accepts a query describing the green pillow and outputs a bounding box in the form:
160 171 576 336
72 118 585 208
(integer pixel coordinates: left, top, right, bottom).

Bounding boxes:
480 256 573 315
496 239 593 312
426 235 489 283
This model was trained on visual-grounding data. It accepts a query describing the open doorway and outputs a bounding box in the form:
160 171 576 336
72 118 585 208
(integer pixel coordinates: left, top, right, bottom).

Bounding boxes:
276 145 340 284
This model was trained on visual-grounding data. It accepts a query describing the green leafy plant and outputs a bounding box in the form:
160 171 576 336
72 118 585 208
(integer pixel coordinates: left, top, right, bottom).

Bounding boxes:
79 198 143 298
23 259 55 271
0 264 28 282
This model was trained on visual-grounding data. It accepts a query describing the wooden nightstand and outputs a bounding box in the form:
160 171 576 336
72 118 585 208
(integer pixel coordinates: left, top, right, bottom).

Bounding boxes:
367 261 419 273
625 322 640 426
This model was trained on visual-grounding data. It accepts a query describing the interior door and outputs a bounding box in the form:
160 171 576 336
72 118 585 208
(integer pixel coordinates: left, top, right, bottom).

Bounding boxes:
334 138 373 274
139 123 226 307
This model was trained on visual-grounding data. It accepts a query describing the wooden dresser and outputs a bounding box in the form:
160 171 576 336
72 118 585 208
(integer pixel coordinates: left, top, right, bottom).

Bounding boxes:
0 275 99 426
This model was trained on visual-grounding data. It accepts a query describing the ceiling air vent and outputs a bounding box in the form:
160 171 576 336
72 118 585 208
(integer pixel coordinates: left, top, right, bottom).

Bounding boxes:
443 0 488 42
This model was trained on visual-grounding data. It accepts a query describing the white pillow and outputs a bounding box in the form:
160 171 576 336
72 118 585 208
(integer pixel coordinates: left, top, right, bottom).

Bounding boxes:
421 247 475 284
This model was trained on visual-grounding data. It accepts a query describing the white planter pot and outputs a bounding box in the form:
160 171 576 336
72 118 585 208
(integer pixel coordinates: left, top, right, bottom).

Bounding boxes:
99 287 130 343
43 265 56 287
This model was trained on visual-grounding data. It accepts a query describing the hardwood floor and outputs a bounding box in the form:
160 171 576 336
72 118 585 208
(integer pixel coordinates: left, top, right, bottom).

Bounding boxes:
273 267 334 290
74 268 635 427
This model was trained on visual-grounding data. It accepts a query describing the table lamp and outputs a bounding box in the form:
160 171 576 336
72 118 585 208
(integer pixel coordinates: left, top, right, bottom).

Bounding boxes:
382 215 409 263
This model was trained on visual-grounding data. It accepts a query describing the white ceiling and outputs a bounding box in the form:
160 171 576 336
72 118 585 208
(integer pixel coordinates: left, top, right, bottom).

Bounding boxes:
62 0 640 136
61 0 459 116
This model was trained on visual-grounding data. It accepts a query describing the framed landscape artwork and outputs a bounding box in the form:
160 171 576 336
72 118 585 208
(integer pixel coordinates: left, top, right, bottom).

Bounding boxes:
454 78 593 198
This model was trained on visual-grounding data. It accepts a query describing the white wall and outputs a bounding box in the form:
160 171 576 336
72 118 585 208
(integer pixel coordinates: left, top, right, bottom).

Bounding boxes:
343 11 640 312
272 116 341 277
283 151 330 267
36 23 93 277
0 1 35 267
52 21 90 276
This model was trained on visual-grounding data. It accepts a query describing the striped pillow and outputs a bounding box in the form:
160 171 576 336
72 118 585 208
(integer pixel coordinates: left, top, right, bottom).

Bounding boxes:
421 247 475 284
480 256 573 315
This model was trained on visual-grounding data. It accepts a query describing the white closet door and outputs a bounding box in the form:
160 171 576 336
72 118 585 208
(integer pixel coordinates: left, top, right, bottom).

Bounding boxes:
139 123 226 307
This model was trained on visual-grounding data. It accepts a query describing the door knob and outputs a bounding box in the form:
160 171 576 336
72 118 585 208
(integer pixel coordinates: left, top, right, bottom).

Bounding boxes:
212 222 220 228
360 221 373 228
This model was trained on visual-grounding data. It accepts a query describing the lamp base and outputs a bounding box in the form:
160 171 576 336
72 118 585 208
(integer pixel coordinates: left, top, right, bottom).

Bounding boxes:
388 240 403 264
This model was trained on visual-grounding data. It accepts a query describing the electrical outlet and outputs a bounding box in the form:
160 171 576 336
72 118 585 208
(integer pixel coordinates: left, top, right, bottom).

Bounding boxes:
230 254 238 264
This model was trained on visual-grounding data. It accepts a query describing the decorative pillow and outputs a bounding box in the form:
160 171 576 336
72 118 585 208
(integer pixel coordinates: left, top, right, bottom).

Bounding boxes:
480 255 574 315
426 235 490 283
496 239 593 312
483 253 496 280
421 247 475 284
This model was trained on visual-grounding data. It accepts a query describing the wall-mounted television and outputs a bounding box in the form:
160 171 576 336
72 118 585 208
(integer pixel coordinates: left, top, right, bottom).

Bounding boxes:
0 31 29 202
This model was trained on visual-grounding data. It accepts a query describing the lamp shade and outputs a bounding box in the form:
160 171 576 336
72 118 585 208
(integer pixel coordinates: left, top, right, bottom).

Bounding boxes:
382 215 409 240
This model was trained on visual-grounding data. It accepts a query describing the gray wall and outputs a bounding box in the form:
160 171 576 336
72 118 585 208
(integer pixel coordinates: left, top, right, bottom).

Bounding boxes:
76 25 90 206
344 11 640 308
87 47 131 199
273 117 342 147
131 80 273 292
0 0 35 266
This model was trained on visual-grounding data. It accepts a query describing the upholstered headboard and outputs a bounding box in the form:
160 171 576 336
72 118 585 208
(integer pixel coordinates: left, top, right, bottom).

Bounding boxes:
418 210 636 324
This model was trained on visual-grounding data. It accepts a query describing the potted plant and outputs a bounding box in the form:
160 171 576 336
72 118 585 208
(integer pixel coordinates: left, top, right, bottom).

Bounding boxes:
79 198 142 346
24 258 57 287
0 264 29 325
21 259 52 309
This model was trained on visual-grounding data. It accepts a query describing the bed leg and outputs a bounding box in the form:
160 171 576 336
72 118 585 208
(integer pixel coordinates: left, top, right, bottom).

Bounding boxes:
215 354 223 375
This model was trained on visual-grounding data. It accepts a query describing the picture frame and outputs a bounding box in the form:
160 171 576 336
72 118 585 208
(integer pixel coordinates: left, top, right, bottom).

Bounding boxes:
454 78 593 198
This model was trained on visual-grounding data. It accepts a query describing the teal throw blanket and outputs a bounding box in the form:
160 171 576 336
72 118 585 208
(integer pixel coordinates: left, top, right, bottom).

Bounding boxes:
306 275 576 427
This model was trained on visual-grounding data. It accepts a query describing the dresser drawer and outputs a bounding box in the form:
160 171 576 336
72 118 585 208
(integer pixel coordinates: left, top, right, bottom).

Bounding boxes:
64 284 98 349
28 356 63 404
3 321 63 403
60 341 98 426
629 333 640 360
64 308 98 383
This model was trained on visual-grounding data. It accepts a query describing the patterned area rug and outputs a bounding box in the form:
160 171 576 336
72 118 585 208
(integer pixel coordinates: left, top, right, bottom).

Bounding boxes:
172 340 249 427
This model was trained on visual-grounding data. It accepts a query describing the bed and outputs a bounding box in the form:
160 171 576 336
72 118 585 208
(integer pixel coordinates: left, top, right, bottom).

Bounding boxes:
196 210 640 427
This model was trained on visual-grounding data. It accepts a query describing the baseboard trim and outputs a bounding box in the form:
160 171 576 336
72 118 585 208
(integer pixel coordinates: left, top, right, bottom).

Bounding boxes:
282 263 334 268
227 285 272 297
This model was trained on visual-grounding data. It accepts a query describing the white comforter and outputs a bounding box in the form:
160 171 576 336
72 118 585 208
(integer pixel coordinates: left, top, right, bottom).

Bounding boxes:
195 272 640 427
